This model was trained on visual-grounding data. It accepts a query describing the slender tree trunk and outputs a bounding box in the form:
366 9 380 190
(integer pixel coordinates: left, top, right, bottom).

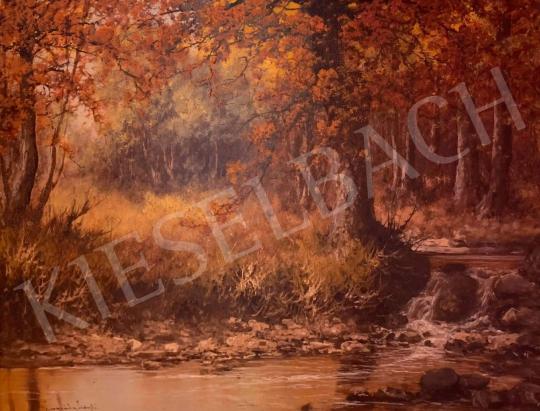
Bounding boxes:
454 112 480 209
391 112 400 191
401 129 419 194
481 103 513 216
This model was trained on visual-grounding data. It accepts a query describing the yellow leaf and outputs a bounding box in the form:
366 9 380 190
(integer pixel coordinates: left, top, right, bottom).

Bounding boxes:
411 23 422 36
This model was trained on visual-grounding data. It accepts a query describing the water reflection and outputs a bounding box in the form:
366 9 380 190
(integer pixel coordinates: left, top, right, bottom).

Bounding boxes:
0 350 520 411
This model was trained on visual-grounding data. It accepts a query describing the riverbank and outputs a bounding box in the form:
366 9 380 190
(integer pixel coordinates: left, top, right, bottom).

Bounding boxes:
0 316 418 370
3 246 540 409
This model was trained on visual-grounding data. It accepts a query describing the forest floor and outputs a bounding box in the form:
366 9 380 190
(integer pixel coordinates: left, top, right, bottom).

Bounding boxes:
385 202 540 250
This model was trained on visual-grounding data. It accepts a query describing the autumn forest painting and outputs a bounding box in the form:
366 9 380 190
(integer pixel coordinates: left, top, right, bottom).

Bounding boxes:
1 0 540 410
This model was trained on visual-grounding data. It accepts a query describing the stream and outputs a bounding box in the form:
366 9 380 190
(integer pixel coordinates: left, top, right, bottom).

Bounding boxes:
0 251 526 411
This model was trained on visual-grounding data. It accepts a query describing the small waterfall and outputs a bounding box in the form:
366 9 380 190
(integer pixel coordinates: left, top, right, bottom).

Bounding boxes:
405 267 500 346
406 272 445 322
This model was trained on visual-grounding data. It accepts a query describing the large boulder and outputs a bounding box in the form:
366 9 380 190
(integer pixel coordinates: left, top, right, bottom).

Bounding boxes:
494 273 534 298
521 238 540 285
432 272 478 322
420 368 460 399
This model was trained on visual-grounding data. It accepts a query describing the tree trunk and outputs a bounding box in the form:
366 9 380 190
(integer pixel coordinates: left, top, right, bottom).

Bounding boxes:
454 112 480 209
480 103 512 216
4 47 38 226
480 4 512 217
391 112 401 191
307 1 389 245
401 129 419 194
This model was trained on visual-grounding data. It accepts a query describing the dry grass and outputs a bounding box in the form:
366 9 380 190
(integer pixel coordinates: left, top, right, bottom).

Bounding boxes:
43 179 383 322
373 180 540 247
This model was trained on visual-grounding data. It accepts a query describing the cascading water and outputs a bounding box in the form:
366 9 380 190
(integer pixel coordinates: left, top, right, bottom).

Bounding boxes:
405 266 502 347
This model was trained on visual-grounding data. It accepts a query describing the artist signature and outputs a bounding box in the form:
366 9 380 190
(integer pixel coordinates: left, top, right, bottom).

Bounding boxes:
46 404 97 411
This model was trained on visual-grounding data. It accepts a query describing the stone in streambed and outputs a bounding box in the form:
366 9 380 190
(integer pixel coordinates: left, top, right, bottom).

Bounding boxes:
494 273 534 298
444 333 488 355
471 390 506 409
127 338 143 352
141 360 161 370
420 368 460 400
347 387 416 403
397 330 422 344
458 373 490 391
432 272 478 322
340 341 371 353
521 239 540 286
500 307 540 330
507 382 540 407
164 342 180 354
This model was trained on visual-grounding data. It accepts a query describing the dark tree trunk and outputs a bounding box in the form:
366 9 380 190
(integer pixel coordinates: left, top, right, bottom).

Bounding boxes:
307 0 383 243
401 130 419 194
480 4 512 217
480 103 513 216
454 112 480 209
4 47 38 226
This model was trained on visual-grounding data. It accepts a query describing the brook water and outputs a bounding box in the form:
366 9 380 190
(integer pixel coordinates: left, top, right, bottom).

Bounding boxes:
0 252 524 411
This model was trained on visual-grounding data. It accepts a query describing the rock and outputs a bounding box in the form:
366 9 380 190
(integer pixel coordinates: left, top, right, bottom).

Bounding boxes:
247 338 277 354
459 374 490 391
225 334 251 349
300 404 313 411
432 272 478 322
494 273 534 298
142 320 176 342
369 326 390 339
444 339 467 355
307 341 334 353
347 387 416 403
276 341 296 353
227 317 250 332
321 323 347 339
500 307 540 330
247 319 270 332
127 339 143 352
517 333 540 351
445 333 487 354
164 343 180 354
131 350 167 360
287 327 310 340
384 313 408 329
521 240 540 285
340 341 371 353
420 368 460 399
508 382 540 407
372 387 416 403
471 390 506 409
213 363 233 372
141 360 161 370
348 333 369 343
487 333 520 351
397 330 422 344
282 319 302 329
196 338 218 352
